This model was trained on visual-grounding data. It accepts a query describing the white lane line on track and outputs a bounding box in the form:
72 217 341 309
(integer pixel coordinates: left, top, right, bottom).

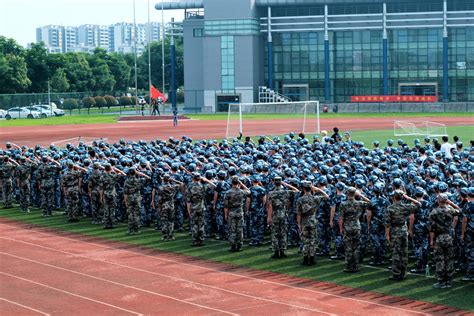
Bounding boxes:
0 271 142 316
0 243 332 315
1 252 238 316
0 223 430 315
0 297 51 316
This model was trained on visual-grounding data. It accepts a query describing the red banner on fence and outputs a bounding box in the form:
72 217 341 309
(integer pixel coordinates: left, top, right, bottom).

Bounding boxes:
350 95 438 103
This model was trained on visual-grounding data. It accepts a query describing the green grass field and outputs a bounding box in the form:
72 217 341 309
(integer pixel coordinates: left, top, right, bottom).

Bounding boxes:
0 115 118 127
1 111 472 128
1 207 473 311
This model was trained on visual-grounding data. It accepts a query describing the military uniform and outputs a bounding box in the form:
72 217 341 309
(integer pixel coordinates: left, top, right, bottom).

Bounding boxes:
429 205 459 286
158 182 181 240
124 175 144 234
317 188 333 255
39 163 59 216
0 162 16 208
331 193 346 258
463 200 474 281
224 187 248 251
385 201 418 280
215 180 231 240
248 185 267 245
88 169 103 224
369 195 390 265
187 181 206 245
297 194 324 263
101 172 120 228
340 199 370 272
62 168 81 221
268 187 291 256
412 199 431 272
16 163 32 212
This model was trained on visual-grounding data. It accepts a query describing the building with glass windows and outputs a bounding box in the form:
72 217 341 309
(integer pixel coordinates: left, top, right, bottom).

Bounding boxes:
158 0 474 112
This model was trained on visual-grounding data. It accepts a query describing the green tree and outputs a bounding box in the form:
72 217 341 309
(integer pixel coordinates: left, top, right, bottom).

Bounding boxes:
25 42 49 93
104 95 118 108
107 53 131 92
0 36 25 56
88 48 116 92
64 53 94 92
0 54 31 93
50 68 70 92
119 96 132 106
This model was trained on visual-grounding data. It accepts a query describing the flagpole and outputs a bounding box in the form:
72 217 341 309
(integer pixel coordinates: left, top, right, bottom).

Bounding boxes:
133 0 138 114
148 0 152 115
161 0 165 114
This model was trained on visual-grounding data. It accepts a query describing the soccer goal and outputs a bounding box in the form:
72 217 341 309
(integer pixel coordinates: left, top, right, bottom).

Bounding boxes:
225 101 320 139
394 120 447 137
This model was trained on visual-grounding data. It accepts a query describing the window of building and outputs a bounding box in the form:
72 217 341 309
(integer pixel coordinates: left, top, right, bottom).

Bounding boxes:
193 28 203 37
221 36 235 91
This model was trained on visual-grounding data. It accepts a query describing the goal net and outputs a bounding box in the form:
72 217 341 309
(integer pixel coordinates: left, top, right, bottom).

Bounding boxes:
225 101 320 139
394 120 447 137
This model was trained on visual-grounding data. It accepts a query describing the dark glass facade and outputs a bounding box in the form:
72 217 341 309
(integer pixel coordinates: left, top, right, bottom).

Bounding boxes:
264 3 474 103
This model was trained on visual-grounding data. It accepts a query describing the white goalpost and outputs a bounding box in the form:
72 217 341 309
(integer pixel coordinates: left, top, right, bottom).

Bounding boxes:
394 120 448 137
225 101 320 139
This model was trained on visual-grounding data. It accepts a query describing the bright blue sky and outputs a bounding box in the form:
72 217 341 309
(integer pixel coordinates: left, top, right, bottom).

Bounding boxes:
0 0 184 47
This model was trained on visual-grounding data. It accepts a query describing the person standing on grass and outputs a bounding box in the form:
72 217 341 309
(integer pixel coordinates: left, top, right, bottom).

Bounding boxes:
61 160 84 223
297 181 329 266
153 173 183 241
0 156 18 209
39 156 61 216
224 176 250 252
88 162 103 224
339 187 371 273
461 188 474 282
16 156 33 213
124 167 150 235
101 163 125 229
247 175 267 247
267 177 299 259
430 194 461 289
385 190 420 281
187 173 213 246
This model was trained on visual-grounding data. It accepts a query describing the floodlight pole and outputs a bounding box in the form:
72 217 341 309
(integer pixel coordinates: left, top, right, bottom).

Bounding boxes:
170 17 177 112
133 0 139 113
161 0 166 112
148 0 152 114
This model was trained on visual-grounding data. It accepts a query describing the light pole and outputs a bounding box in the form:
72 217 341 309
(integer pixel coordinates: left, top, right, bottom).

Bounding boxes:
148 0 152 115
161 0 165 113
133 0 138 114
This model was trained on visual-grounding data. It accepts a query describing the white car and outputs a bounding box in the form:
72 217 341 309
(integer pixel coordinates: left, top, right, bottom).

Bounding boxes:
138 97 146 105
34 103 65 116
5 107 41 120
0 109 6 119
28 105 53 118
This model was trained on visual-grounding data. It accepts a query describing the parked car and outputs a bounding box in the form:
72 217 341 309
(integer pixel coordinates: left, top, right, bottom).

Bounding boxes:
28 105 53 118
0 109 6 119
5 107 41 120
138 97 146 106
33 102 65 116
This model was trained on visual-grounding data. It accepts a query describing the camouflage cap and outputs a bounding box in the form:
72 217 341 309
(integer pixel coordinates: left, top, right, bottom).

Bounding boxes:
437 193 449 203
163 173 171 179
273 176 282 184
347 186 357 194
301 181 312 189
231 175 240 185
192 172 201 180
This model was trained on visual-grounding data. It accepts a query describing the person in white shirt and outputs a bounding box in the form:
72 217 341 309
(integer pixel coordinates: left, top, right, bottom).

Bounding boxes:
440 136 453 158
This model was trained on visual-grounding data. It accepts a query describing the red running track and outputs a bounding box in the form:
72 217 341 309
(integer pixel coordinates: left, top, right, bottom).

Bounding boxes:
1 116 472 147
0 220 465 315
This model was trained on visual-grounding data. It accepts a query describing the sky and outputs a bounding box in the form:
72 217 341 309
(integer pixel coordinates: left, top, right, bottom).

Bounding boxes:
0 0 185 47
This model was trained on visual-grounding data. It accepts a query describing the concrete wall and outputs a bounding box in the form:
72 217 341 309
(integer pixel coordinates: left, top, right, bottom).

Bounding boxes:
205 0 257 19
183 19 204 111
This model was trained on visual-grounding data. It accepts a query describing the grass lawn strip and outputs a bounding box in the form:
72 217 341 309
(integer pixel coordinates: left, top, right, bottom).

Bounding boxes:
1 207 472 311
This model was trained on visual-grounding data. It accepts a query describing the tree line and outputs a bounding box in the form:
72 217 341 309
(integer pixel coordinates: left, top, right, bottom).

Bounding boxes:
0 36 183 95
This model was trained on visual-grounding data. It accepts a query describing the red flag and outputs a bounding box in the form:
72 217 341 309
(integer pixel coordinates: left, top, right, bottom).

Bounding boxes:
150 85 167 103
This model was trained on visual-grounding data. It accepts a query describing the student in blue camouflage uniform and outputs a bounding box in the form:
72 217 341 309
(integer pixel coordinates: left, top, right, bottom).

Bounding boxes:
101 163 125 228
39 156 61 216
80 159 92 218
170 163 185 232
409 187 431 273
247 176 267 246
15 156 32 213
138 160 153 227
203 170 216 238
154 173 183 241
461 188 474 282
0 156 18 208
124 167 149 235
316 176 333 256
88 162 103 224
330 182 346 260
214 171 231 240
367 182 390 266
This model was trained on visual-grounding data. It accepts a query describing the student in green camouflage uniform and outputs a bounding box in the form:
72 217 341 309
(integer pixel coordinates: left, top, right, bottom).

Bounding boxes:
187 173 212 246
339 187 371 273
39 156 61 216
297 181 329 266
384 190 420 280
124 167 149 235
101 163 125 229
16 156 32 212
267 177 299 259
61 161 83 222
224 176 250 252
429 194 461 289
88 162 103 224
0 156 17 209
154 173 183 241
